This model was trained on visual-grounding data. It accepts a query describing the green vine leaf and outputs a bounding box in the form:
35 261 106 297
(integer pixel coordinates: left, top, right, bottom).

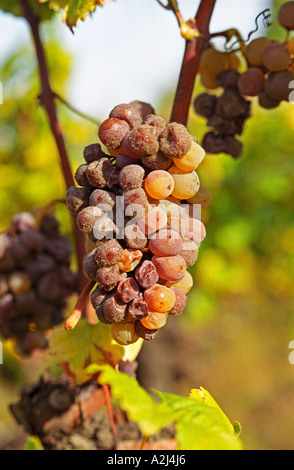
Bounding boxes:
87 364 244 450
48 319 143 384
24 436 44 450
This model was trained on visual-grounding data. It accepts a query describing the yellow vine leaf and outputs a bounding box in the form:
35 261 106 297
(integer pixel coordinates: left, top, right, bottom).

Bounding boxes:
48 319 143 384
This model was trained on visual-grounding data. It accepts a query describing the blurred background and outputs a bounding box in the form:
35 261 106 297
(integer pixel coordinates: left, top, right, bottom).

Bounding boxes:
0 0 294 450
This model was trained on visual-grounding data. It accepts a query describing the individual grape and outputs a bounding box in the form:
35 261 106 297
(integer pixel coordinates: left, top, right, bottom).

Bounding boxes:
116 153 139 169
92 215 117 241
130 100 155 118
102 293 128 323
109 103 142 129
86 158 114 188
120 134 142 160
245 37 272 66
144 170 175 200
262 44 292 72
90 286 108 310
142 114 166 132
39 215 60 239
19 229 45 253
96 264 121 291
223 136 243 159
202 132 227 154
187 185 212 208
65 186 91 214
278 1 294 30
237 68 265 97
166 270 193 294
128 125 159 155
89 189 116 211
168 166 200 200
169 287 187 315
83 250 98 281
138 206 167 235
202 70 222 89
124 223 147 250
215 91 249 118
83 143 106 163
185 218 206 244
76 206 104 233
128 293 149 319
141 310 168 330
45 237 72 264
118 249 143 272
141 152 172 171
149 229 183 257
135 260 159 289
123 188 149 215
8 272 31 295
12 212 37 233
216 69 240 90
179 239 199 267
206 115 238 136
173 140 205 172
199 47 226 78
94 239 123 267
144 284 176 313
193 93 217 119
134 320 157 341
264 70 293 101
75 164 91 187
152 255 186 282
111 322 139 346
119 164 145 190
117 277 140 303
258 90 280 109
159 123 192 159
98 118 129 149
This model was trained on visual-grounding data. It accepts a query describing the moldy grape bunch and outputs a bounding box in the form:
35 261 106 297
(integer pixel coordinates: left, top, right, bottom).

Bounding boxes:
0 212 78 355
66 101 210 346
194 1 294 159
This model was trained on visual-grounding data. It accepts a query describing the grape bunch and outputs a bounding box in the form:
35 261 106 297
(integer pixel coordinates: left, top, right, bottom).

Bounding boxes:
66 101 210 346
194 1 294 158
0 212 78 355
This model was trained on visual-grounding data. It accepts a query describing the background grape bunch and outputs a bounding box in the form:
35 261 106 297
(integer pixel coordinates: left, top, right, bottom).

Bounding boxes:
194 1 294 158
0 212 78 355
66 101 210 346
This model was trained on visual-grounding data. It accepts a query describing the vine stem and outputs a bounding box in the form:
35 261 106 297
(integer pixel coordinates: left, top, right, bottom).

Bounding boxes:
19 0 87 292
65 280 96 330
170 0 217 125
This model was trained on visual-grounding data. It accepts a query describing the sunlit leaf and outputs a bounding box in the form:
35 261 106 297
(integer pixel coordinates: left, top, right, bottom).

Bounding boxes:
39 0 114 31
87 364 243 450
24 436 44 450
48 319 143 384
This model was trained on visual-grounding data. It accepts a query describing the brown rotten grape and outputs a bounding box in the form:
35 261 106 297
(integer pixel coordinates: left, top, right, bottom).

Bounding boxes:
278 1 294 30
